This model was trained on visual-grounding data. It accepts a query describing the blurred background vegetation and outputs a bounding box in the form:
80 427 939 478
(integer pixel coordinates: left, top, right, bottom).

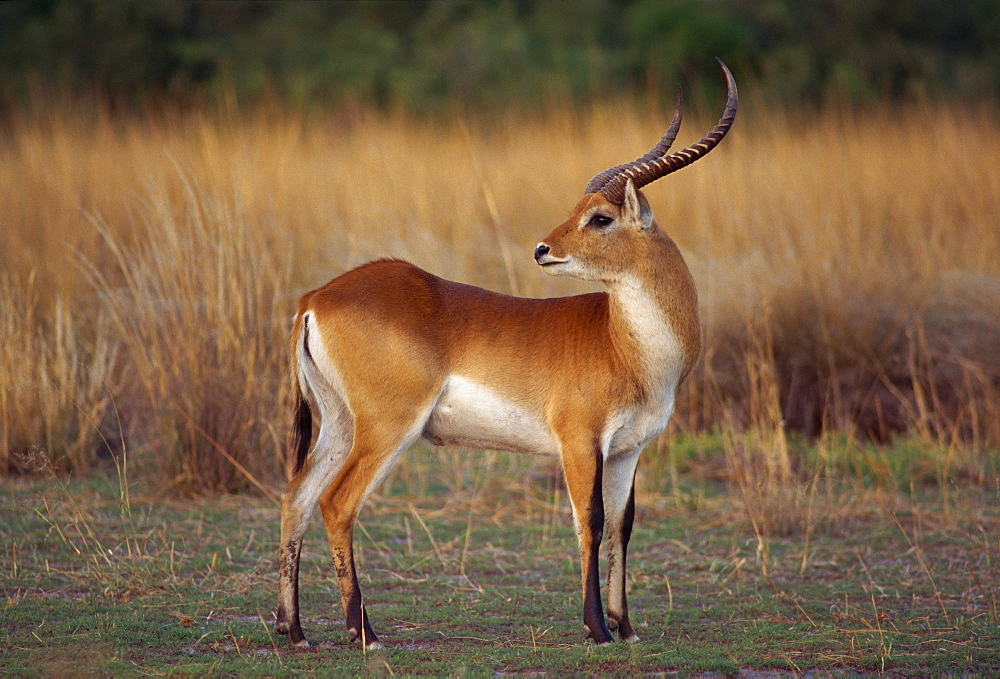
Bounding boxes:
2 0 998 114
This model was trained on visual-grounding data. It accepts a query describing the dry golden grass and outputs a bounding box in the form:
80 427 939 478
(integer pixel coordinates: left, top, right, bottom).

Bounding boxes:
1 98 998 491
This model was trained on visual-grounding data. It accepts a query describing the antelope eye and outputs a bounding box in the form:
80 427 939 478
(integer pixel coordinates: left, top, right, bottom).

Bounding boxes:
589 214 613 228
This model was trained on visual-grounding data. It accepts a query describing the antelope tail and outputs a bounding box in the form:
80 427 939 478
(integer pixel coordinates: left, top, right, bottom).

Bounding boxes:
287 314 313 480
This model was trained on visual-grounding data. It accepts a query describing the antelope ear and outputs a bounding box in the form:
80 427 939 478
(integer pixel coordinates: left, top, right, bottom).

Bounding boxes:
622 179 653 231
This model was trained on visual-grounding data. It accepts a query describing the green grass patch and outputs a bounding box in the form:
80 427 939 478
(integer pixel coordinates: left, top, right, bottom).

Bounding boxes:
2 445 999 675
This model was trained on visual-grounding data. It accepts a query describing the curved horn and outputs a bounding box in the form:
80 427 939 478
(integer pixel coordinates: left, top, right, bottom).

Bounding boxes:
598 59 738 206
584 85 684 195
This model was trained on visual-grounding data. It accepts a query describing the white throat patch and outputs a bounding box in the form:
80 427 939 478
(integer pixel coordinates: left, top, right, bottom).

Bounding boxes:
611 275 684 383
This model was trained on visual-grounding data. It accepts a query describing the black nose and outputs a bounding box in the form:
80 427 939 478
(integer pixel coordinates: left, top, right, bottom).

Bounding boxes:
534 243 550 261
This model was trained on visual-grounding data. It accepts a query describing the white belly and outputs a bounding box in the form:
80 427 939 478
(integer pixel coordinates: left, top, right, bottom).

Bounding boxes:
422 375 559 456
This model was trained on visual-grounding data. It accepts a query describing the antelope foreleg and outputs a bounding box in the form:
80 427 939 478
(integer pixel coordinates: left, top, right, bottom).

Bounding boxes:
603 448 641 643
561 442 613 645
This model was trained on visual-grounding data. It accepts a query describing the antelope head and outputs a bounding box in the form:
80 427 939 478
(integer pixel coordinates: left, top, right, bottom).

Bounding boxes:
534 59 738 283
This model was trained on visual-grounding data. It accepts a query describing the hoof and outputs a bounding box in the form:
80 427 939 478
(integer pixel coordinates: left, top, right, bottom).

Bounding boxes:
583 626 614 645
280 621 309 648
623 633 640 644
349 627 382 650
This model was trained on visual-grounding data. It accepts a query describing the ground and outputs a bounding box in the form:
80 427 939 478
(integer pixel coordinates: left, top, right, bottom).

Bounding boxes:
1 451 998 675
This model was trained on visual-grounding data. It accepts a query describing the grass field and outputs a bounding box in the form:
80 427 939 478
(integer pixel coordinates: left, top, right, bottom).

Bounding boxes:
2 446 999 675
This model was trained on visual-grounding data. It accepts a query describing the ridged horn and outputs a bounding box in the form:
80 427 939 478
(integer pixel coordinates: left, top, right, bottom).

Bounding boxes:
584 84 683 195
596 59 738 206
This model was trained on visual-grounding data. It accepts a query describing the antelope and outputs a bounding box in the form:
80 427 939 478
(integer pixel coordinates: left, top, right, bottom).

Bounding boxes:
276 60 737 649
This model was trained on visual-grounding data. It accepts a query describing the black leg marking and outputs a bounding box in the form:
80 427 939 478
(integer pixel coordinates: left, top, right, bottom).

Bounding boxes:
582 453 613 645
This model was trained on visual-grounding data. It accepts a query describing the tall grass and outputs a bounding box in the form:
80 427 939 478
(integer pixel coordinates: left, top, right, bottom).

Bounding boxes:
1 98 997 492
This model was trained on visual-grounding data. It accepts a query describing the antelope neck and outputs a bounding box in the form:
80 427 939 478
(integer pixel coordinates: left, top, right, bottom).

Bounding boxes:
604 252 695 389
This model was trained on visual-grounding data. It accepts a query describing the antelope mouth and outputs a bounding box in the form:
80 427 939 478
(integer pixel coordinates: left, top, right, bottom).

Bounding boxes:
536 254 570 267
